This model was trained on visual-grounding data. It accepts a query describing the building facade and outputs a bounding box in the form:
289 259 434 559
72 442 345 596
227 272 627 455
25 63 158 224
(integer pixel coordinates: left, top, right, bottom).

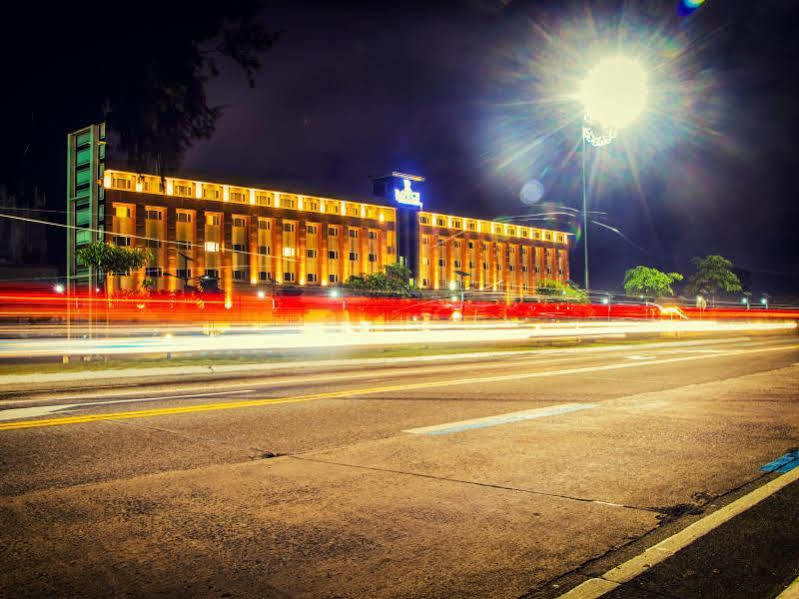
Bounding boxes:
67 124 569 298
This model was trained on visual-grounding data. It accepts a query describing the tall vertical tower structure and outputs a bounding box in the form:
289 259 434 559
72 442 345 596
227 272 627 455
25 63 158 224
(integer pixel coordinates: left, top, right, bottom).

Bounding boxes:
66 123 108 290
371 172 424 283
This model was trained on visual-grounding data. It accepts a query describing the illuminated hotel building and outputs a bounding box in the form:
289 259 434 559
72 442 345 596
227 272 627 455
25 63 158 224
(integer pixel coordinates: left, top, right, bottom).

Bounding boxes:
67 124 570 297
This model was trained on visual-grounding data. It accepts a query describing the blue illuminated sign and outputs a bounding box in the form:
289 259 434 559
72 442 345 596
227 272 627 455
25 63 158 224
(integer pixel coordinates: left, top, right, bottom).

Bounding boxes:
394 179 422 208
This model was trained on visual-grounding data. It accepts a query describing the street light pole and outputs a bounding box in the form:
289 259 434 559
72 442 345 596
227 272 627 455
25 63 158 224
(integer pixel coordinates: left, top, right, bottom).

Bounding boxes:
582 131 589 292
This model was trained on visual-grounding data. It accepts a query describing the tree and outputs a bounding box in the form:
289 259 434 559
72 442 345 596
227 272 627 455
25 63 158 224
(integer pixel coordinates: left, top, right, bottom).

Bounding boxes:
536 279 588 302
76 241 153 281
345 262 418 297
686 254 743 305
623 266 683 298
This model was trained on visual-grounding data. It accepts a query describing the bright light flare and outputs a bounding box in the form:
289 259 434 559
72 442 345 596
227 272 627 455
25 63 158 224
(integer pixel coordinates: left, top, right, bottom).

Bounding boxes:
53 284 65 294
579 57 648 130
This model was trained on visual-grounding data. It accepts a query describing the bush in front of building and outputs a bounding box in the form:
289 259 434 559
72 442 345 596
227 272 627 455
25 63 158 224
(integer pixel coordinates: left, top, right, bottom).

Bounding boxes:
345 262 419 298
535 279 588 303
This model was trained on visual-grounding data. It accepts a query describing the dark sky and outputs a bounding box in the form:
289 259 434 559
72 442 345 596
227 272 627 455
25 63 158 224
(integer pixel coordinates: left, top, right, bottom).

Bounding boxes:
180 0 799 294
4 0 799 294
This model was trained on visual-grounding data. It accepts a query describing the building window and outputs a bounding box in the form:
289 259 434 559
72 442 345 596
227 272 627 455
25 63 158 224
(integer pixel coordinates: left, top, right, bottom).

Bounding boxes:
177 212 192 223
328 250 339 259
469 261 475 269
508 265 515 272
256 194 272 207
176 240 191 250
368 231 377 239
307 273 318 283
175 184 192 197
259 271 271 281
233 270 246 281
387 246 395 254
176 268 192 280
436 218 445 226
468 241 474 249
454 260 461 268
422 258 430 266
115 206 131 218
328 227 338 237
368 253 377 262
233 217 246 228
307 224 317 234
233 243 246 252
282 198 295 209
422 236 429 245
205 269 219 279
422 278 430 287
258 219 271 230
438 259 445 267
145 210 162 220
259 245 271 256
204 241 220 252
146 239 162 249
283 222 296 232
145 267 162 278
307 249 318 258
349 229 359 238
328 274 338 283
207 214 220 226
282 247 296 257
482 262 488 270
522 266 527 272
349 251 358 261
283 272 296 282
230 191 246 203
468 222 476 231
114 235 131 246
419 216 429 224
453 241 461 249
307 200 319 211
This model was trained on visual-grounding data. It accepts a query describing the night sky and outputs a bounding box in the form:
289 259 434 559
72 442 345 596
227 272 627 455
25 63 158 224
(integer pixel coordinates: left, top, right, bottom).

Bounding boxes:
5 0 799 295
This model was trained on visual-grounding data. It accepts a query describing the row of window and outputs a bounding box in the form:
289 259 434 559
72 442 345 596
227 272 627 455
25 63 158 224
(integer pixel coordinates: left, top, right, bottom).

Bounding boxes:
418 215 566 244
114 236 390 260
157 269 342 285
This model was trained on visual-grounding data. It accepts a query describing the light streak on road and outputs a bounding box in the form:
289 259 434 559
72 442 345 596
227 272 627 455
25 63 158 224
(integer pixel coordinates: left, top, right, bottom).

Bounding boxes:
0 320 794 359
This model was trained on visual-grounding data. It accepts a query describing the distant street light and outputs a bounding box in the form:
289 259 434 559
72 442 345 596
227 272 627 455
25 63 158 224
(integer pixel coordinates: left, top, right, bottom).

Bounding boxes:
578 56 648 292
53 283 65 294
761 296 769 309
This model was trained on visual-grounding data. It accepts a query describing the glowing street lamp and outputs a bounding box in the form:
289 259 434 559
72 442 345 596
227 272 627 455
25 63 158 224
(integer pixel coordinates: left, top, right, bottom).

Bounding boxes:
578 56 648 292
53 283 65 294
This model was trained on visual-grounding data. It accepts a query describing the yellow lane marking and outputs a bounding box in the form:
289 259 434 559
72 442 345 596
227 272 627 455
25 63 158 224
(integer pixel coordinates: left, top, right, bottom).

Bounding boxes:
1 343 798 432
778 576 799 598
558 464 799 599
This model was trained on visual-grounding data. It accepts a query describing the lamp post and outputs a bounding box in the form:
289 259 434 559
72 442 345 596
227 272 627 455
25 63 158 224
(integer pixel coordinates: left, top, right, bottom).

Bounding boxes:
578 56 648 293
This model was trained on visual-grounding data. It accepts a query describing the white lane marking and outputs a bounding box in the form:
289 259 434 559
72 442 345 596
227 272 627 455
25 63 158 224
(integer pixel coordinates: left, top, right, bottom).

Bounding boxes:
625 355 656 360
403 403 598 435
778 576 799 598
0 389 255 422
1 337 761 404
558 465 799 598
0 405 79 422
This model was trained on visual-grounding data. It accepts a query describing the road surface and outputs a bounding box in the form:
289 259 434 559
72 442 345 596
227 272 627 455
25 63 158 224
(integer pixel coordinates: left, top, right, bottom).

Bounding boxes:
1 334 798 597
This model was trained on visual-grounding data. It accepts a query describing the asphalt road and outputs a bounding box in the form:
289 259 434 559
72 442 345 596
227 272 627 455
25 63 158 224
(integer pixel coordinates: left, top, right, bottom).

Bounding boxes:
1 334 798 598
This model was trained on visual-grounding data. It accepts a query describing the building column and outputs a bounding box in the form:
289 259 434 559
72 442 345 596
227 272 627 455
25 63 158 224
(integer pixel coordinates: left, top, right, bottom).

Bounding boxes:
248 219 258 285
320 226 328 285
298 223 307 285
273 220 282 284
